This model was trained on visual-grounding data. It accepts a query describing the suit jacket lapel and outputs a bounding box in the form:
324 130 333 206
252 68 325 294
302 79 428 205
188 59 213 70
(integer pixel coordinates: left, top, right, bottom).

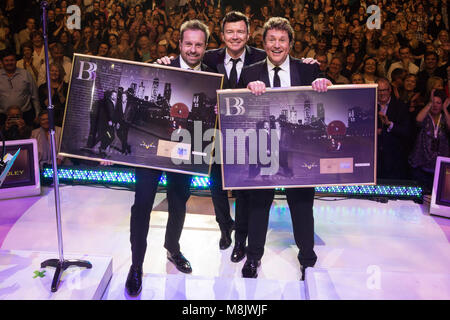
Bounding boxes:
217 63 227 78
243 45 252 66
289 57 301 86
200 63 209 71
172 56 181 68
260 60 271 87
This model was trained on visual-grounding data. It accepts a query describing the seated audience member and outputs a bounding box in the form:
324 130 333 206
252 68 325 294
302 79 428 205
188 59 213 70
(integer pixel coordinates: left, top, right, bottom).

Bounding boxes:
38 63 68 127
376 77 411 181
117 32 134 61
425 76 445 101
416 51 447 95
107 34 119 57
341 52 358 80
400 74 424 113
290 40 307 59
97 42 110 57
16 41 38 82
30 31 45 72
315 53 328 74
361 57 378 84
135 35 151 62
326 56 350 84
387 46 419 81
78 26 100 55
391 68 406 99
31 110 67 169
37 42 72 87
400 73 425 160
72 30 83 54
17 17 35 54
0 49 40 127
351 72 364 84
1 105 32 140
375 46 392 78
59 31 74 59
409 90 450 194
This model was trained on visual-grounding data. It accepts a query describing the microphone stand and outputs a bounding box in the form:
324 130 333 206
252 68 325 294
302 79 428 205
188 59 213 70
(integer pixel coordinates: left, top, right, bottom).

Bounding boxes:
39 1 92 293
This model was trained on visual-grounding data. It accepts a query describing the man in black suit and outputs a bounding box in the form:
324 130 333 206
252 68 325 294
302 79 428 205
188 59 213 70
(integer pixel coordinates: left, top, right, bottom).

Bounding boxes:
202 11 267 256
376 77 411 180
98 90 117 156
114 92 133 155
238 17 332 280
125 20 214 297
274 119 293 177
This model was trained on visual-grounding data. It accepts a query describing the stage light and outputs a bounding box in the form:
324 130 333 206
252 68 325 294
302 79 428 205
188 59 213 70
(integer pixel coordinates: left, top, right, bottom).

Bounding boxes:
41 166 422 202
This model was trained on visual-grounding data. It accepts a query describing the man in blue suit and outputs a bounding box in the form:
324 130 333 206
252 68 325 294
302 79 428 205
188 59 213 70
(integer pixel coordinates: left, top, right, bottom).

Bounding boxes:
239 17 332 280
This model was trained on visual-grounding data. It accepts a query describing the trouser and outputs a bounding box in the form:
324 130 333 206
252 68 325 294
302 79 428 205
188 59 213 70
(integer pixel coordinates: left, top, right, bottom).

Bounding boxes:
233 190 251 244
130 167 191 267
246 187 317 267
209 163 233 231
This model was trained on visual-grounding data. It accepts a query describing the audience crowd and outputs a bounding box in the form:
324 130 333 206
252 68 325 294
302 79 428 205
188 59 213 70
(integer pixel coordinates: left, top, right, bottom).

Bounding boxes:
0 0 449 192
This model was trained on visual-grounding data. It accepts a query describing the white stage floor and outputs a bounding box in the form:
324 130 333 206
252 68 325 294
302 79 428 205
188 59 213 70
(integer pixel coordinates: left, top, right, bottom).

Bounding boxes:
1 185 449 300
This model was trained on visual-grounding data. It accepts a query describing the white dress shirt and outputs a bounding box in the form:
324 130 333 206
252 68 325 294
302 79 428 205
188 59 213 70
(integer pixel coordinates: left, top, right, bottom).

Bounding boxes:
267 56 291 88
224 49 246 80
180 56 201 71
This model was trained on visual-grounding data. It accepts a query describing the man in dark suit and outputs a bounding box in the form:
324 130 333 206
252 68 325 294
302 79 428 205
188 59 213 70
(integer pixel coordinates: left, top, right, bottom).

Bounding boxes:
202 11 267 256
114 92 133 155
125 20 215 297
274 119 293 177
238 17 332 280
98 90 117 156
376 77 411 181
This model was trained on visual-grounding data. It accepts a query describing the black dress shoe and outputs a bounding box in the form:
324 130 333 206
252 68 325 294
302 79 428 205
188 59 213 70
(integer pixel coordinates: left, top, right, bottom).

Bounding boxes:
300 266 308 281
125 265 142 296
242 259 260 278
167 252 192 274
230 242 246 263
219 226 233 250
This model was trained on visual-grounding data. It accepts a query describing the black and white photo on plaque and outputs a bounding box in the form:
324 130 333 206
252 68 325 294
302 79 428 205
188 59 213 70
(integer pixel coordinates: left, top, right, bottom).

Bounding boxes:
59 54 223 176
217 85 377 189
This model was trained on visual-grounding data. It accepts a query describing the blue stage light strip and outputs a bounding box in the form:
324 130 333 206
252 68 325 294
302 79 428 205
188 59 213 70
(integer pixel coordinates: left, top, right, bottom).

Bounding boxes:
314 185 422 198
42 167 422 199
42 167 212 188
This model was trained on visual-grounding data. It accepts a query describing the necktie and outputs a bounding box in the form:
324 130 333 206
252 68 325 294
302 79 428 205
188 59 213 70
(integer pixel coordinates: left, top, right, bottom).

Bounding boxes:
228 58 240 88
273 66 281 88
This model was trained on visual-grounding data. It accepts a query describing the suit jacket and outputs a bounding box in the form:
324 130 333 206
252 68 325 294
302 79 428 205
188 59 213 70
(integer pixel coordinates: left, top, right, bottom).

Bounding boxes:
239 56 322 88
377 96 411 180
203 45 267 88
97 96 115 132
114 99 134 126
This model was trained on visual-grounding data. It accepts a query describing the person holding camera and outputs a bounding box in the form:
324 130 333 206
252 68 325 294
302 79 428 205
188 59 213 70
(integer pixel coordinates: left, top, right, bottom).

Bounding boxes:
1 105 31 140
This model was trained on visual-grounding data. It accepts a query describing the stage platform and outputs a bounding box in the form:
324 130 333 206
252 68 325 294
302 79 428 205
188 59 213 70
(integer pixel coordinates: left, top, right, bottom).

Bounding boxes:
0 185 449 300
0 249 112 300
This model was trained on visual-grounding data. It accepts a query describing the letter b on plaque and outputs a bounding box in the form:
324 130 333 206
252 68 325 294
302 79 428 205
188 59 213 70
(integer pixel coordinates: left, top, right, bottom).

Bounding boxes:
77 61 97 81
225 97 245 116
